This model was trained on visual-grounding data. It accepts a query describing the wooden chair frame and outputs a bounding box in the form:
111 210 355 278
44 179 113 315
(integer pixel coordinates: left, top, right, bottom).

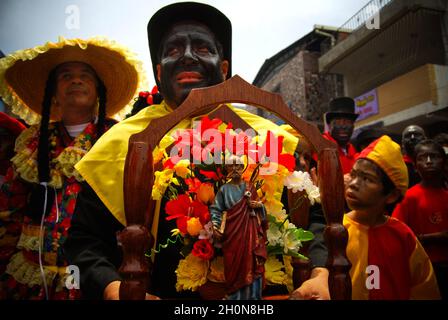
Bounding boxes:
118 75 351 300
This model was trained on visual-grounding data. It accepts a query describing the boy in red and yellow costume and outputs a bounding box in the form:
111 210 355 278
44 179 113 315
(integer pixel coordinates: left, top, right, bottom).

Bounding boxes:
344 135 440 299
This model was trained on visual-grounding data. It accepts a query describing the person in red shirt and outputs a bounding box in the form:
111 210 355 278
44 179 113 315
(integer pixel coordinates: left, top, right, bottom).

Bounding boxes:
322 97 359 175
393 139 448 299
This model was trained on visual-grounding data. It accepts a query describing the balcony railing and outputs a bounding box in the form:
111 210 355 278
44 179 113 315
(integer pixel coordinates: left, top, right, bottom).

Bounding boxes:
337 0 394 32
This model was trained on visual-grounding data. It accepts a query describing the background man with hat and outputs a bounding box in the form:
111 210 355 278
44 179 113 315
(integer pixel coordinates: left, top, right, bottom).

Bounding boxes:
0 37 143 299
323 97 359 175
65 2 330 300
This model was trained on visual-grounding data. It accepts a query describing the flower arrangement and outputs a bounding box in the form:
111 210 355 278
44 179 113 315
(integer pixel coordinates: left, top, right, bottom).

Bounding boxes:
11 122 99 188
152 116 320 292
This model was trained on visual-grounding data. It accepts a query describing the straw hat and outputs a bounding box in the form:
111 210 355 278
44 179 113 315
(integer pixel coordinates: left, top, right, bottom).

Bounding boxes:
0 37 146 125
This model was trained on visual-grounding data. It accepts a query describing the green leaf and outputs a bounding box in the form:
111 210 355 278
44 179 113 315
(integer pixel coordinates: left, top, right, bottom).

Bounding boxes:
295 228 314 242
288 251 309 260
267 245 284 256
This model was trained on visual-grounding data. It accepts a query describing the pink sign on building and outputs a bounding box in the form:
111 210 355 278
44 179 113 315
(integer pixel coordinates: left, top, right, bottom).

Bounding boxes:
355 89 379 121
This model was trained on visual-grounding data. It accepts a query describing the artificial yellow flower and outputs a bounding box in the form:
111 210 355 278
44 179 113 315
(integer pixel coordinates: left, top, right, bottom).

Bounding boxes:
186 217 203 237
175 253 209 292
153 148 165 164
282 255 294 293
174 159 190 178
152 168 174 200
264 256 287 286
264 198 284 215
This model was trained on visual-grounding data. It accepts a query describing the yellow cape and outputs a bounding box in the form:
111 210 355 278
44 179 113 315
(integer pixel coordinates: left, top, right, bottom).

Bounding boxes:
75 101 298 227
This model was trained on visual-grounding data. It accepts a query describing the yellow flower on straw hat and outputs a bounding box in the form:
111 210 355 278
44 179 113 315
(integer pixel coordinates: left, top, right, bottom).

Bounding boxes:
0 36 147 125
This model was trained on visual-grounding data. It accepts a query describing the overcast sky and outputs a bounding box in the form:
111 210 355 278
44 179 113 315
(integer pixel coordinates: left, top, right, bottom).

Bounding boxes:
0 0 369 87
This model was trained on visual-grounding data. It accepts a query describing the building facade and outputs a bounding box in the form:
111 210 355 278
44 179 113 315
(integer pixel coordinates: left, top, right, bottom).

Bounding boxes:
252 26 347 130
319 0 448 139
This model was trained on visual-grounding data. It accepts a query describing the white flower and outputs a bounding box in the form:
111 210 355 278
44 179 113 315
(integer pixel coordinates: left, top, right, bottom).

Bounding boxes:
268 209 288 222
282 229 302 255
284 170 320 205
284 171 311 193
267 223 284 247
305 184 321 205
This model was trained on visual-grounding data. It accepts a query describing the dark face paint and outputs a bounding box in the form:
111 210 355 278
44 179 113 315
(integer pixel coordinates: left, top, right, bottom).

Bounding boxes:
329 118 355 147
402 126 425 157
158 23 226 108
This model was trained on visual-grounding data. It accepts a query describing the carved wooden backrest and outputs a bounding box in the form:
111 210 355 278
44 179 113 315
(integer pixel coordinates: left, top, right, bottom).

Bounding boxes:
119 75 351 300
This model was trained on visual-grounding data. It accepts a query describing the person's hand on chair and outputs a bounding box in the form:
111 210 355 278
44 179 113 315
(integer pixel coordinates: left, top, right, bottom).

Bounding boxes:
289 267 330 300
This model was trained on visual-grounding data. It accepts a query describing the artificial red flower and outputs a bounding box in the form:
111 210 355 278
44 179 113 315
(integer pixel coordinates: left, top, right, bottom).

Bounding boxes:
190 199 210 225
84 124 95 135
66 183 81 196
185 177 202 194
176 216 188 234
66 198 76 214
198 116 222 136
165 194 191 221
163 158 175 169
165 194 210 226
139 91 149 98
192 239 214 260
199 167 224 181
151 85 159 95
278 153 296 172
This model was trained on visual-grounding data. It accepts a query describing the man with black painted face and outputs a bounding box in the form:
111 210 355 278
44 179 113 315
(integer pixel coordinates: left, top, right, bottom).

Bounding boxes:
323 97 359 175
157 23 229 108
65 2 331 300
401 125 426 188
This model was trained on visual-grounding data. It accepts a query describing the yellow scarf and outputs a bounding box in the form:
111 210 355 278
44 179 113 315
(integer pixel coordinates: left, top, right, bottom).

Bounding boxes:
75 101 298 227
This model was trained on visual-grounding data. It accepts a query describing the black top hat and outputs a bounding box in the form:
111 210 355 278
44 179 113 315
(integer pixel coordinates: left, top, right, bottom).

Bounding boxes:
325 97 359 124
147 2 232 84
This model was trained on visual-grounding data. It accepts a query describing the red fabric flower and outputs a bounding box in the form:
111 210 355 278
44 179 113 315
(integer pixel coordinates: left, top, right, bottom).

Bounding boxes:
163 158 175 169
151 85 159 95
185 177 202 194
199 167 224 181
165 194 191 221
176 216 188 234
66 183 82 196
278 153 296 172
192 239 214 260
84 123 95 135
165 194 210 226
139 91 149 98
198 116 222 136
190 200 210 225
66 198 76 215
